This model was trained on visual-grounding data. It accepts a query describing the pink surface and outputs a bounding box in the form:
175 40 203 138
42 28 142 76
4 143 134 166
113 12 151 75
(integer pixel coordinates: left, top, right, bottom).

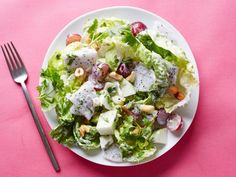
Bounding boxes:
0 0 236 176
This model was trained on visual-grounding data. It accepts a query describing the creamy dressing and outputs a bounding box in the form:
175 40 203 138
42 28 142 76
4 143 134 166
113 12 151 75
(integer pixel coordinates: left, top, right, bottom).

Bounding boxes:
133 63 156 92
68 81 97 119
64 47 97 70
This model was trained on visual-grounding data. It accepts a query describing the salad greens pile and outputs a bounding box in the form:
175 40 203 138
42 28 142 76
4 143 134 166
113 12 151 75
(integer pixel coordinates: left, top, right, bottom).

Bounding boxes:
38 18 197 163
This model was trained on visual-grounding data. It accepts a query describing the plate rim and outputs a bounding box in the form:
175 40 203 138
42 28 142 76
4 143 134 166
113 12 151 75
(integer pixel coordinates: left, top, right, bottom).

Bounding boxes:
40 6 200 167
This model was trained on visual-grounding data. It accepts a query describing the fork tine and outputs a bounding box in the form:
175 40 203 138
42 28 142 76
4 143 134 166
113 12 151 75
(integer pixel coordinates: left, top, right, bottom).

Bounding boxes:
3 44 16 70
7 42 20 68
1 45 13 72
10 42 24 68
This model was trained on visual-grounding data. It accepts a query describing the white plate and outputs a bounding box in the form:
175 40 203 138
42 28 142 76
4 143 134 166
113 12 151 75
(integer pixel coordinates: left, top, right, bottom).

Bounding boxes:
40 6 199 166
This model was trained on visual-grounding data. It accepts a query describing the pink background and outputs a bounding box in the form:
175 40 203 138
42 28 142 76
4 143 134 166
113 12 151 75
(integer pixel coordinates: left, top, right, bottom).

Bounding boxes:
0 0 236 177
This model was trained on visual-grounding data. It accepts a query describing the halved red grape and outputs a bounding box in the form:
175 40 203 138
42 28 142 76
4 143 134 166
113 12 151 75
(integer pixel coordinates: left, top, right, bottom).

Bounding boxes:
166 114 183 132
131 21 147 36
91 63 110 82
98 63 110 78
66 33 81 45
157 108 170 125
116 63 130 78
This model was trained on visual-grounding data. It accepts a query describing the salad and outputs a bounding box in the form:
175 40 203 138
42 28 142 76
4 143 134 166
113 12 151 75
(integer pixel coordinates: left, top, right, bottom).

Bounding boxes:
38 18 197 163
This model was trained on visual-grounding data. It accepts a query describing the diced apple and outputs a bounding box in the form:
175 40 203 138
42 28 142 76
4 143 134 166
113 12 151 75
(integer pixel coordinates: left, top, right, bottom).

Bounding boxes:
112 95 125 105
151 128 168 145
120 79 136 97
96 110 117 135
99 135 114 149
100 92 113 110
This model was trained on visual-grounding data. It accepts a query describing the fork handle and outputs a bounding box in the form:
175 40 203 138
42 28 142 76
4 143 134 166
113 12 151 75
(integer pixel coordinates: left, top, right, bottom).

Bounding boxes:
21 82 60 172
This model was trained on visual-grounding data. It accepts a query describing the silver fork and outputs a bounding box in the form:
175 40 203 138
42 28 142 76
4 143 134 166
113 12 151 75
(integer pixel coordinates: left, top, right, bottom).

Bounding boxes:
1 42 60 172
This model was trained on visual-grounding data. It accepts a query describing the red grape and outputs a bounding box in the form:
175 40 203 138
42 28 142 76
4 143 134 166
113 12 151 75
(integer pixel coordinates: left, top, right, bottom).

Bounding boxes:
91 63 110 82
66 33 81 45
156 108 169 125
166 114 184 132
131 21 147 36
116 63 130 78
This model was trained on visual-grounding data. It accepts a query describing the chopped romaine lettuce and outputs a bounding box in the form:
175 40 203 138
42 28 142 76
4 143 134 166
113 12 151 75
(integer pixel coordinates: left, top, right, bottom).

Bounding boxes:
105 48 120 70
73 121 100 150
125 145 156 163
50 123 75 147
135 32 197 112
87 19 98 38
114 116 156 162
156 65 197 112
37 79 55 111
136 31 197 112
48 51 65 72
137 32 188 69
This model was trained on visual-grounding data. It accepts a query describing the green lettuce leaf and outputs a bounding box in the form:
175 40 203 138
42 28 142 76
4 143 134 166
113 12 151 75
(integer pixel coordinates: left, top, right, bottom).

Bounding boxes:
105 48 120 70
87 19 98 38
38 63 64 111
47 51 65 72
50 123 75 147
73 121 100 150
115 116 156 162
156 66 198 112
38 51 80 133
124 145 156 163
40 67 64 91
136 32 198 112
85 18 127 45
137 33 188 69
37 79 55 111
